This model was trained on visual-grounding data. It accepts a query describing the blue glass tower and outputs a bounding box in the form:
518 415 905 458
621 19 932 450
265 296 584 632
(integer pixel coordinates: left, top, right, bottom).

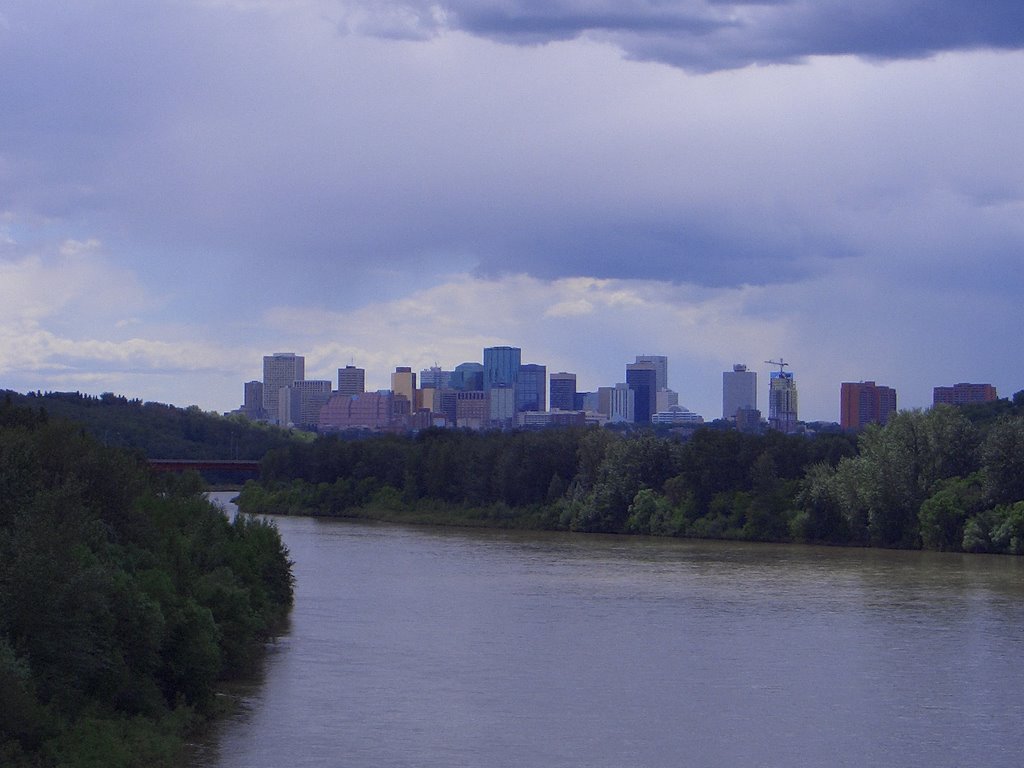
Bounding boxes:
483 346 521 393
516 364 546 412
450 362 484 392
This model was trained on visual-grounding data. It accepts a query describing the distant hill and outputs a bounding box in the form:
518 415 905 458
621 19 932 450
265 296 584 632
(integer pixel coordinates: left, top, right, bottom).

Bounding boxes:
1 390 305 460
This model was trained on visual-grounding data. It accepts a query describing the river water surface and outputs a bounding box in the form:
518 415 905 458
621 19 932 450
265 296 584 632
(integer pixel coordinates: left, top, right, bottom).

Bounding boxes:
197 492 1024 768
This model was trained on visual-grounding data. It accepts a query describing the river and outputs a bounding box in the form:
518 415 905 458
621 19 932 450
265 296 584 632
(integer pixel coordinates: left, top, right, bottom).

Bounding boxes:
196 492 1024 767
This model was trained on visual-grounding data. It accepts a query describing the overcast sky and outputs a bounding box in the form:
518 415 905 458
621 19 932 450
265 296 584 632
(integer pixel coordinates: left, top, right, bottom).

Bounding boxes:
2 0 1023 422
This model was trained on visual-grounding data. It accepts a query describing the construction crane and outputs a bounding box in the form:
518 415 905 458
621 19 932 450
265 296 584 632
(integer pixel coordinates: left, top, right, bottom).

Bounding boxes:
765 358 790 374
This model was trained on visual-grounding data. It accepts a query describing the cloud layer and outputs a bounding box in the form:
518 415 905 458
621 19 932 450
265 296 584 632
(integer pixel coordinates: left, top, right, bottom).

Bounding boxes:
344 1 1024 71
1 1 1022 419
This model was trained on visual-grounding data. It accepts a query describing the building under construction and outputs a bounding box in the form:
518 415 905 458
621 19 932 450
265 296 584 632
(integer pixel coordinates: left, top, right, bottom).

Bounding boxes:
766 359 799 433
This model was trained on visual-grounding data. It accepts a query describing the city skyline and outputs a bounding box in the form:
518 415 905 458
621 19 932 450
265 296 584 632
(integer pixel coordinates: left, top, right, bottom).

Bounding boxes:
2 3 1023 422
239 346 1004 432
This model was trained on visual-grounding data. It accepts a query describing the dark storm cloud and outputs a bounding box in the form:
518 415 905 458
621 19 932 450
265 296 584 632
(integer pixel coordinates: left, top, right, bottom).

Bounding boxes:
460 211 855 287
362 0 1024 71
2 0 1022 305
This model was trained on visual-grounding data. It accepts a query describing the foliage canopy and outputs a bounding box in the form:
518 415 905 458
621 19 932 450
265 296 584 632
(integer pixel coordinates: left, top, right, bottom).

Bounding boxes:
0 397 294 767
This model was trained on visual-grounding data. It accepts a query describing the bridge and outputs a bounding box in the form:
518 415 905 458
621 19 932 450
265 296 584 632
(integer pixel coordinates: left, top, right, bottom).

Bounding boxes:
148 459 261 473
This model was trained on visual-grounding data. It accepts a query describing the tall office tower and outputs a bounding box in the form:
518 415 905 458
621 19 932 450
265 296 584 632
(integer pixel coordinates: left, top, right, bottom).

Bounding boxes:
550 372 577 411
656 388 679 413
517 364 547 412
418 387 437 413
450 362 484 392
337 365 365 397
242 380 264 419
933 383 998 406
635 355 668 392
768 370 799 433
609 382 635 423
597 386 614 418
580 392 600 412
289 379 333 429
841 381 897 430
489 385 516 425
723 364 758 420
626 361 658 423
278 386 302 429
263 352 305 425
419 366 452 390
483 346 521 392
391 366 417 409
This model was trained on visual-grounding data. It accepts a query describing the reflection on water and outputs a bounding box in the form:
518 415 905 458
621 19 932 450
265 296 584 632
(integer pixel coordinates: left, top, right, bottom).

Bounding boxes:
199 493 1024 768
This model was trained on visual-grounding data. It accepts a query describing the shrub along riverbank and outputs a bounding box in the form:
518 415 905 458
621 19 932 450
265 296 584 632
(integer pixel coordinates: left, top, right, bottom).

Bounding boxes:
238 397 1024 554
0 398 294 768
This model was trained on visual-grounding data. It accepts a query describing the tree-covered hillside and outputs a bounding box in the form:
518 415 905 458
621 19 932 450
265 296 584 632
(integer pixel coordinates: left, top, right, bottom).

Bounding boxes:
2 390 305 460
0 399 294 767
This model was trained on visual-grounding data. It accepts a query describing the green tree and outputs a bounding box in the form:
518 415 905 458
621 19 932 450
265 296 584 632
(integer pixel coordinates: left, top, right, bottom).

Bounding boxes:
990 502 1024 554
982 416 1024 506
793 462 850 544
571 433 675 533
918 475 984 551
0 403 295 766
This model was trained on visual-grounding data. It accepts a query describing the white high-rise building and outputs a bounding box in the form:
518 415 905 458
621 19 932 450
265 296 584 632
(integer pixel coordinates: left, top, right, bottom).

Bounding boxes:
609 382 635 423
723 364 757 420
263 353 304 425
278 386 302 429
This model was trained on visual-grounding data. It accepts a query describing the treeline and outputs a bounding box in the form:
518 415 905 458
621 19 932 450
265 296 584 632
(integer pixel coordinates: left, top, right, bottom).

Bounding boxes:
0 399 294 767
237 424 858 538
3 389 304 460
238 397 1024 553
799 403 1024 552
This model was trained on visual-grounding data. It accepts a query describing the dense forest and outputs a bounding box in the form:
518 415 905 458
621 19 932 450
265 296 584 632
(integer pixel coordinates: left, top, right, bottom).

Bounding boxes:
2 389 305 460
238 394 1024 554
0 398 294 767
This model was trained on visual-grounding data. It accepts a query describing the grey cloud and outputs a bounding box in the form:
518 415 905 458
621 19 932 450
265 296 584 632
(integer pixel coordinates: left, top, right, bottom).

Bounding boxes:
458 210 855 287
2 0 1023 310
355 1 1024 71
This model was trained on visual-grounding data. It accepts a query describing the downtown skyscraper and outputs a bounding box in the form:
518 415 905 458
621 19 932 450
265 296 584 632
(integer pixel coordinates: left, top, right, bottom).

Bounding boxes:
723 364 757 420
263 352 304 425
